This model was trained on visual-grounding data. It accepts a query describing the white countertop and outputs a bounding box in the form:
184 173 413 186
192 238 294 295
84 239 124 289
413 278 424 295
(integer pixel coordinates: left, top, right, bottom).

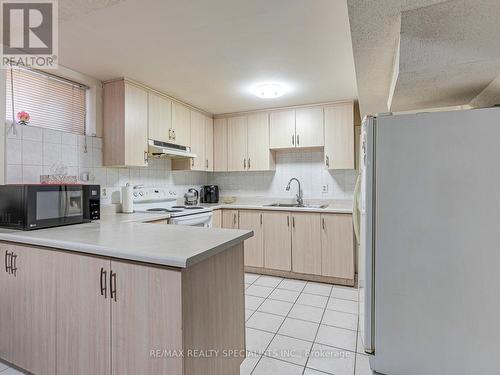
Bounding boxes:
198 197 353 214
0 222 252 268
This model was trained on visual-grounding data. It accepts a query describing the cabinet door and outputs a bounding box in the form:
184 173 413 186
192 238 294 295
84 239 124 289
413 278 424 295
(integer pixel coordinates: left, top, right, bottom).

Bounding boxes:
111 261 183 375
212 209 222 228
172 102 191 146
213 118 228 171
270 110 295 149
247 112 273 171
56 252 111 375
239 210 264 267
7 244 56 375
222 209 239 229
0 243 13 364
227 116 248 171
321 214 355 279
124 83 148 166
189 110 206 171
295 107 324 148
324 103 355 170
263 211 292 271
148 92 172 143
291 213 322 275
205 115 214 171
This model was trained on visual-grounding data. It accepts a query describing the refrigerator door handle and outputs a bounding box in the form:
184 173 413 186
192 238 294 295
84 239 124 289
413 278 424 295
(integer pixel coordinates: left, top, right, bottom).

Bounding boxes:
352 172 362 244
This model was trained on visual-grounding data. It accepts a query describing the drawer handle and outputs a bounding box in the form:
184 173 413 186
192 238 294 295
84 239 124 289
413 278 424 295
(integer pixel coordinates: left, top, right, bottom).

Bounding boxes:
100 267 107 299
297 134 300 145
110 271 117 302
292 135 294 145
322 218 326 230
287 216 290 227
11 253 17 277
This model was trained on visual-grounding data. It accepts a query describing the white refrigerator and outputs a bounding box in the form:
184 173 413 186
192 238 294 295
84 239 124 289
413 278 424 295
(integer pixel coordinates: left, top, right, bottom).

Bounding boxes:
356 108 500 375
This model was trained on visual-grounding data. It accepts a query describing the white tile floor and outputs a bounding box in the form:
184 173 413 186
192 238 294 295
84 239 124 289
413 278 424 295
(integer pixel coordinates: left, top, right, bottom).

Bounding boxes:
0 273 374 375
243 273 374 375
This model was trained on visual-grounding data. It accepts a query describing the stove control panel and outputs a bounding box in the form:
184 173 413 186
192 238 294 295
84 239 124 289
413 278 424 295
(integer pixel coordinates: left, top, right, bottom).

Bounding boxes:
132 187 177 202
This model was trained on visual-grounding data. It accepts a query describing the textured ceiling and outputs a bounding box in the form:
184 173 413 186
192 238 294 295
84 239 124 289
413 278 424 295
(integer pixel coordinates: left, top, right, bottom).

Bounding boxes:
58 0 358 114
348 0 500 116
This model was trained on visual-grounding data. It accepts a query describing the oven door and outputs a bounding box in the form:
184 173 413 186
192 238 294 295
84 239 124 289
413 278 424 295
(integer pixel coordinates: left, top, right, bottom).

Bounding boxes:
169 212 213 227
26 185 84 230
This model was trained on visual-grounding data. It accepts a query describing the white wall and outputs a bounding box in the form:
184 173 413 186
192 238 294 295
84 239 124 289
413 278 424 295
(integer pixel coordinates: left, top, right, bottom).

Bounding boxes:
209 150 357 200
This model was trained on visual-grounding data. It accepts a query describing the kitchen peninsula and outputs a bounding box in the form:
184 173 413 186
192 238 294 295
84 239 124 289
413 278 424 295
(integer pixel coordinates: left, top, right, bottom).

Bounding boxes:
0 221 252 375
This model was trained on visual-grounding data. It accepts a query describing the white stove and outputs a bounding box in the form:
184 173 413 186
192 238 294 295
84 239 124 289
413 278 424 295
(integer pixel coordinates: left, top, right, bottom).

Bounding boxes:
132 187 213 227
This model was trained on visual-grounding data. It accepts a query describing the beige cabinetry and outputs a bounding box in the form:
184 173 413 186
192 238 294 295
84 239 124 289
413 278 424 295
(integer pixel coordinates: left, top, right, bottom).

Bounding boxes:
104 79 148 167
56 252 111 375
222 209 239 229
269 109 296 149
324 101 355 170
205 115 214 171
213 118 228 171
189 110 206 170
295 107 324 148
0 242 245 375
321 213 355 280
148 92 172 143
171 102 191 147
263 211 292 271
0 243 56 375
227 116 248 171
212 209 222 228
111 260 183 375
291 212 322 275
239 210 264 267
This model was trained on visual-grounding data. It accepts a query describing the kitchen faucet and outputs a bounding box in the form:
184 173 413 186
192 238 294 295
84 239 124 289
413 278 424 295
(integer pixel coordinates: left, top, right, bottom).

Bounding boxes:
286 178 303 206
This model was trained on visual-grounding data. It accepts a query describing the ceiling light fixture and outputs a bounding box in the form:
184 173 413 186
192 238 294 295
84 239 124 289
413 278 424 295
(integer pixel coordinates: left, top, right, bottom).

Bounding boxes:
251 82 287 99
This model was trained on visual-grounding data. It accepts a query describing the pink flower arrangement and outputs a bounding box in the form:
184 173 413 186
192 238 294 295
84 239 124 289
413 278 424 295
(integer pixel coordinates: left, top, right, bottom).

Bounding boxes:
17 111 30 125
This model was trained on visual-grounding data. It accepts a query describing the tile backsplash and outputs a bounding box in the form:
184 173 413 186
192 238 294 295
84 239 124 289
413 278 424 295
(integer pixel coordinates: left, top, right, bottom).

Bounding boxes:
4 124 207 204
209 150 357 200
4 124 356 205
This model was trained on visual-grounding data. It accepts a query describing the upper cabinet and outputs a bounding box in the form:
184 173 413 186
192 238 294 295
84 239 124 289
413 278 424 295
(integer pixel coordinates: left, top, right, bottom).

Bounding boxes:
213 118 228 172
270 107 324 149
148 92 172 144
205 115 214 171
225 113 275 172
103 79 148 167
188 110 205 170
324 101 355 170
171 102 191 147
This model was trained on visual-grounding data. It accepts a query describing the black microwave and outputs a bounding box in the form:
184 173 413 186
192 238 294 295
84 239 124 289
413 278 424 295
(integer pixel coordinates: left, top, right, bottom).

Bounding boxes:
0 184 91 230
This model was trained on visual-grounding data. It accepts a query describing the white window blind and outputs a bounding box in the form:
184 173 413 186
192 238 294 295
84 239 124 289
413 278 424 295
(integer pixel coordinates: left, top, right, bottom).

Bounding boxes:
6 68 87 134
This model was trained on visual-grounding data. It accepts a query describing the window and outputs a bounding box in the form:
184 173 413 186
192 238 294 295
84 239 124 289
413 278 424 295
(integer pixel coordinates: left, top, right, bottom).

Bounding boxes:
6 67 88 134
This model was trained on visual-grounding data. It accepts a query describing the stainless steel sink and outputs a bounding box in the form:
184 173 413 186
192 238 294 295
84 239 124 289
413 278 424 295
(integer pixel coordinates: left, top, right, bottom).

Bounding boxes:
265 203 329 209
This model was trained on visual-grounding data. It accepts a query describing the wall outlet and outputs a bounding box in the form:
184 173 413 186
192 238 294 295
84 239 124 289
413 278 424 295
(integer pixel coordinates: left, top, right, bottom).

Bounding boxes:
101 188 107 198
322 184 329 193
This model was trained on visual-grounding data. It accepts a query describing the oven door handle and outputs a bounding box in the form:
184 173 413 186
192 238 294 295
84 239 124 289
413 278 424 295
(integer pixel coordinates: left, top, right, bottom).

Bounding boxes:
169 212 213 227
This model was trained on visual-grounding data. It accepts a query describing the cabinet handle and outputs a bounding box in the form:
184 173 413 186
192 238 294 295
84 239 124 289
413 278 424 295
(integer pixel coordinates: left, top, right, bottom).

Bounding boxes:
168 129 172 140
292 135 295 145
260 213 262 226
322 218 326 230
173 129 176 140
297 134 300 145
233 213 237 226
326 155 330 168
292 216 295 229
243 158 246 169
144 151 148 164
206 159 209 169
191 158 195 167
100 267 107 299
5 251 10 273
110 271 117 302
287 216 290 227
11 253 17 277
248 158 251 169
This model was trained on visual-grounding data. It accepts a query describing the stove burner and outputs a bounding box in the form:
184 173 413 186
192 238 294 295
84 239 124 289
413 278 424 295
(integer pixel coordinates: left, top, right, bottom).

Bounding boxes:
185 206 203 209
172 206 186 209
146 208 183 213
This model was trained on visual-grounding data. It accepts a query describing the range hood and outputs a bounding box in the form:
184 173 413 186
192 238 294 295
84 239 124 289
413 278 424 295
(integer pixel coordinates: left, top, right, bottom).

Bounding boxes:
148 139 197 159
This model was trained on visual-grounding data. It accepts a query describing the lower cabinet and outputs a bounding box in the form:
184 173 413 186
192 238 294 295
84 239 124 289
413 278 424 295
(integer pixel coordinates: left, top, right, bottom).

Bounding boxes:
222 209 239 229
0 243 56 375
239 210 264 267
321 214 355 280
212 209 222 228
263 211 292 271
55 252 111 375
291 212 322 275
